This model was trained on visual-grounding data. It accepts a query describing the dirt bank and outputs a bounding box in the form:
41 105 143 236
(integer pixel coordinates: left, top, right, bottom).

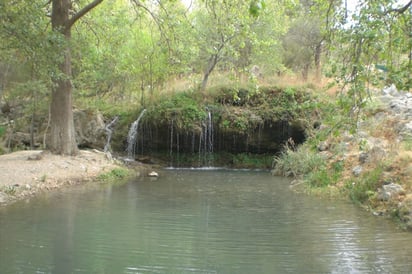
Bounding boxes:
0 150 123 206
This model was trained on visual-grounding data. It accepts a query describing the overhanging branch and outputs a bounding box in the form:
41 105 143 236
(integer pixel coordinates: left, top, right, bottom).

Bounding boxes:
67 0 104 30
385 0 412 14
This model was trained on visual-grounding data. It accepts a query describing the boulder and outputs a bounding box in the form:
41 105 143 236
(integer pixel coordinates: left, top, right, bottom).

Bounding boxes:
352 165 363 177
74 109 106 149
148 171 159 177
382 84 399 96
317 141 329 152
377 183 405 201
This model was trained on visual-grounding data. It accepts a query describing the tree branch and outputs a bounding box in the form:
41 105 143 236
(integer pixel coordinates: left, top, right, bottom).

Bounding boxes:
67 0 104 30
385 0 412 14
130 0 172 53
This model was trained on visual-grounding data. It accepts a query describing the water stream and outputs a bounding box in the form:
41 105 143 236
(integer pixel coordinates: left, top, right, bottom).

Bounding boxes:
126 109 147 159
1 170 412 273
199 110 214 166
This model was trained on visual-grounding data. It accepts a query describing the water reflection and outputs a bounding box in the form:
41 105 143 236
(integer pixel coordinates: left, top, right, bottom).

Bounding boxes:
1 170 412 273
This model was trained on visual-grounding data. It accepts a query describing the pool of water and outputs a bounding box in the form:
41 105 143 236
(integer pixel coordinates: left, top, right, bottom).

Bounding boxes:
1 169 412 273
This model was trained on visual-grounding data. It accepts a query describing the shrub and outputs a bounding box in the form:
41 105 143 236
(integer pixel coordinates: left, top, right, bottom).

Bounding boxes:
272 144 326 177
97 167 131 183
346 165 384 204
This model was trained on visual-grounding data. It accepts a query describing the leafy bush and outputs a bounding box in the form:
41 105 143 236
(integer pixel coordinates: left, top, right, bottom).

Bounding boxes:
0 126 5 138
147 92 206 131
307 160 344 187
97 167 131 183
272 144 326 177
346 166 383 204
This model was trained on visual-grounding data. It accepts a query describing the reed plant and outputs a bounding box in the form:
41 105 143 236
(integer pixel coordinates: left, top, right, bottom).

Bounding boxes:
272 143 326 178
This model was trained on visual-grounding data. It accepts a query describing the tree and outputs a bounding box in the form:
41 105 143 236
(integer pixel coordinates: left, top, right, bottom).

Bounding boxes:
49 0 103 155
282 17 322 80
191 0 258 90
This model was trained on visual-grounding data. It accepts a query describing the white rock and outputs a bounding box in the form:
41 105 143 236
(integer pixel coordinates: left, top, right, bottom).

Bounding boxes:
148 171 159 177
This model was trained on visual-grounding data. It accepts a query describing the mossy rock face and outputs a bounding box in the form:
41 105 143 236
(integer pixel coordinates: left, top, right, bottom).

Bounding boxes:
113 85 318 166
146 92 207 133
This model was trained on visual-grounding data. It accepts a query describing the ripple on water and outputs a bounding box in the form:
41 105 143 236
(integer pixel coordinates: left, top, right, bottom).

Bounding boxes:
1 170 412 273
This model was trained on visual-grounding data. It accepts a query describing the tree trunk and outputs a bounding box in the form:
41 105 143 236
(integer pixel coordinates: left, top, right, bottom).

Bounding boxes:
314 42 322 82
49 0 78 155
201 54 219 91
302 63 309 81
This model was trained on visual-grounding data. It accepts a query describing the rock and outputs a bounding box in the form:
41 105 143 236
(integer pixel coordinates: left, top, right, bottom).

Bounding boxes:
382 84 399 96
317 141 329 152
401 121 412 138
105 151 113 162
359 152 369 164
137 156 154 164
0 192 7 203
397 198 412 230
352 166 363 177
377 183 405 201
8 132 41 148
27 153 43 161
402 165 412 177
368 146 387 162
74 109 106 149
148 171 159 177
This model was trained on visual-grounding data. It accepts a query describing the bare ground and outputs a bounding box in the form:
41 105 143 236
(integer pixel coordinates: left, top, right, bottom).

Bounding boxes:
0 150 122 206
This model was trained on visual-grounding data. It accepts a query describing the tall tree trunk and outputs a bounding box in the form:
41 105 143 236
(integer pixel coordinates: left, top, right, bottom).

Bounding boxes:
302 63 310 81
49 0 78 155
49 0 103 155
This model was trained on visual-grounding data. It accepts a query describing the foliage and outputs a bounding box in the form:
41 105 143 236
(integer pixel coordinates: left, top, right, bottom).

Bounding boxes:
307 160 344 188
273 144 326 178
97 167 131 183
146 92 207 132
231 153 273 169
328 0 412 118
0 126 5 138
2 185 17 195
345 165 384 204
1 0 411 155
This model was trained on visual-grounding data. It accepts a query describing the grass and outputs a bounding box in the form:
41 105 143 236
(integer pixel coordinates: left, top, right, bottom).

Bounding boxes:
345 165 384 204
0 126 5 138
272 144 327 177
401 138 412 151
97 167 133 183
2 185 17 195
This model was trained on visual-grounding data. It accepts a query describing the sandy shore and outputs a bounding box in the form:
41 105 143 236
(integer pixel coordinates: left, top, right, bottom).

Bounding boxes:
0 150 121 206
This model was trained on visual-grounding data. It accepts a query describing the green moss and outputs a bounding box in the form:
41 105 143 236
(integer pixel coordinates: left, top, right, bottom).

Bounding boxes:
146 92 207 132
231 153 273 169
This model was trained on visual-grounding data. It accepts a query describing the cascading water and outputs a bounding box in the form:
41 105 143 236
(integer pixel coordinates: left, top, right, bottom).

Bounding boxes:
199 109 214 166
126 109 147 160
104 116 119 153
205 110 213 154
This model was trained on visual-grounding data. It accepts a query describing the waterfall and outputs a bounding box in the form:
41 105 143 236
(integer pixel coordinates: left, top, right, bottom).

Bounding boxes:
199 109 214 166
206 110 213 154
104 116 119 153
126 109 147 159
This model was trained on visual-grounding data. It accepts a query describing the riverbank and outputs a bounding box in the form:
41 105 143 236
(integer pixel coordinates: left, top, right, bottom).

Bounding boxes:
273 85 412 230
0 149 137 206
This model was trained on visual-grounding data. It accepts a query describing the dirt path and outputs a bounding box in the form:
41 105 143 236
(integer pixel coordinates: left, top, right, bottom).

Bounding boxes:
0 150 120 205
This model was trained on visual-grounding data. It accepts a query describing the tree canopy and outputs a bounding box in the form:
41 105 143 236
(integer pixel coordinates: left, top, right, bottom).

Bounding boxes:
0 0 411 152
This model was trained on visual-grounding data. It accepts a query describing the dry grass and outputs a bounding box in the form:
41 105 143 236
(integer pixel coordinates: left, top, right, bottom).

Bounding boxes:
159 71 332 94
